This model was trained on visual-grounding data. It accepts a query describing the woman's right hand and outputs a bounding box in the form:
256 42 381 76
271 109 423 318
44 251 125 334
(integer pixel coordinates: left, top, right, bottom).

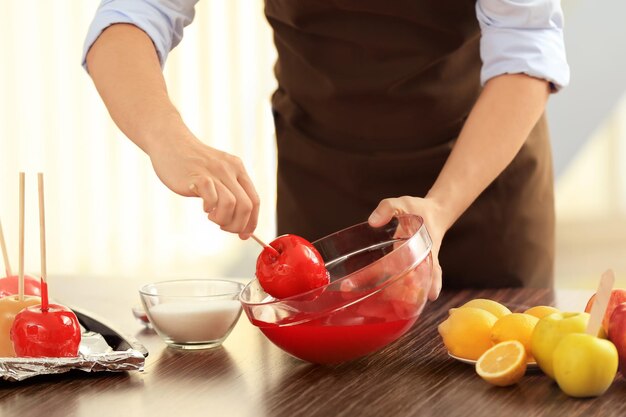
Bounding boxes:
148 133 260 239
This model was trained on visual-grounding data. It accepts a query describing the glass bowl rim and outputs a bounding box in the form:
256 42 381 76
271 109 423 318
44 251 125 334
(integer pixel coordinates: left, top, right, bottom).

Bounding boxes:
239 214 432 307
139 278 245 299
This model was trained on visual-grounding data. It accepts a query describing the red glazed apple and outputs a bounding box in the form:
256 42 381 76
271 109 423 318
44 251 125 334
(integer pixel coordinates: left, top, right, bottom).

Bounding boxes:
256 234 330 299
0 275 42 298
10 303 81 357
608 302 626 375
585 289 626 334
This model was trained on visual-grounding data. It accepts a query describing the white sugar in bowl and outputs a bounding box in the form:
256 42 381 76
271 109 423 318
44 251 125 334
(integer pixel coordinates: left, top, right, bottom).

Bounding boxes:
140 279 244 349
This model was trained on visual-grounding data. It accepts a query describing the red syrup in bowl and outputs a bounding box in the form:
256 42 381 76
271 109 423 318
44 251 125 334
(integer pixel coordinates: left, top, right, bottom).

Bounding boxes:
252 289 422 364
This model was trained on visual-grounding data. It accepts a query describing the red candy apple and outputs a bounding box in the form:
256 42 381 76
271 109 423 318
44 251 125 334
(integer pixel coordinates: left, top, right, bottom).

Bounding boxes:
256 234 330 299
585 289 626 334
11 302 81 357
608 302 626 375
0 275 42 298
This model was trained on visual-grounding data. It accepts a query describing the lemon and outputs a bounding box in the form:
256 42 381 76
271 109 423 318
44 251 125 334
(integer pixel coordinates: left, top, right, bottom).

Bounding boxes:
524 305 560 319
490 313 539 355
438 307 497 360
476 340 527 386
454 299 511 319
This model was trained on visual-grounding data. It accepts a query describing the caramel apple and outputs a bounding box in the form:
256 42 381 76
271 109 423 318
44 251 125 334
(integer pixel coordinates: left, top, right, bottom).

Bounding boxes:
9 173 81 358
256 234 329 299
0 275 42 298
11 297 81 357
0 294 41 356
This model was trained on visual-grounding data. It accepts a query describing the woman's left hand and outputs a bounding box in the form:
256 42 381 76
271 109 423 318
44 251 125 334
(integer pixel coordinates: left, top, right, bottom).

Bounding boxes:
368 196 451 301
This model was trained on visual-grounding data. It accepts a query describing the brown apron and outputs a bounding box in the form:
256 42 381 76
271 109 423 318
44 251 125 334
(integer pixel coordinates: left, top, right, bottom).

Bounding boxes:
265 0 555 289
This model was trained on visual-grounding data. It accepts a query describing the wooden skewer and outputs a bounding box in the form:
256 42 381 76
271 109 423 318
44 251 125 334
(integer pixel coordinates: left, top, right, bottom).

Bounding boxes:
38 173 49 311
0 218 11 277
251 234 279 255
18 172 25 301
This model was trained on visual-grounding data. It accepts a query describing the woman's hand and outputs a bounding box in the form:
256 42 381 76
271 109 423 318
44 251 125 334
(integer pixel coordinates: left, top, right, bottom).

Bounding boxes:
148 133 260 239
368 196 451 301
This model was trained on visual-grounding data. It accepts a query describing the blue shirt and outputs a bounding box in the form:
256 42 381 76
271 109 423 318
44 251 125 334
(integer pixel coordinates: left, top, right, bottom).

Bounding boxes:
82 0 570 90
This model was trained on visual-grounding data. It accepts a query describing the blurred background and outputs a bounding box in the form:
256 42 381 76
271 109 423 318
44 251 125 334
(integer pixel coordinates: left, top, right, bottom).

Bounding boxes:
0 0 624 289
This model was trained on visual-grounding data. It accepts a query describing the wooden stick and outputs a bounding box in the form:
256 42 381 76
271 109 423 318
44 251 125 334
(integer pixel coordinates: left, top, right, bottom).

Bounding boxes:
37 173 47 284
251 234 278 255
586 269 615 336
38 173 49 311
0 218 11 277
18 172 25 301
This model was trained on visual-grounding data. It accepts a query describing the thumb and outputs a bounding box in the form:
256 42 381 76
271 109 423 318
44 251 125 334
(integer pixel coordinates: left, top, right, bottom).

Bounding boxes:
368 201 397 228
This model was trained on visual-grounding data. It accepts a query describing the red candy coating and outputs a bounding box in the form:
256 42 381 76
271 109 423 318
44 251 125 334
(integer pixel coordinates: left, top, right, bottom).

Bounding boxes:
0 275 42 298
10 304 81 357
256 234 330 299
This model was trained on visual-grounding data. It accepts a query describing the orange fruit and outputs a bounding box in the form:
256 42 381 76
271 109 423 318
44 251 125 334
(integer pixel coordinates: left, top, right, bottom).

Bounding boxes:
524 306 560 319
476 340 527 386
438 307 497 360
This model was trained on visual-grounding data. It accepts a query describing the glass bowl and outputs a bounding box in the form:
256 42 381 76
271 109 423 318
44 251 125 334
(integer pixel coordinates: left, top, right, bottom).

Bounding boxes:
139 279 244 350
240 215 433 364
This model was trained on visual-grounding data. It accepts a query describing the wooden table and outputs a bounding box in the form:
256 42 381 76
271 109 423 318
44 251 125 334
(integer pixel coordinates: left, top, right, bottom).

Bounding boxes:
1 277 625 417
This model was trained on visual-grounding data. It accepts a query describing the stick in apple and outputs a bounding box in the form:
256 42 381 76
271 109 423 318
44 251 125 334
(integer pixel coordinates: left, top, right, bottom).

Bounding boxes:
251 234 279 256
586 269 615 336
0 219 11 277
37 173 49 311
18 172 25 302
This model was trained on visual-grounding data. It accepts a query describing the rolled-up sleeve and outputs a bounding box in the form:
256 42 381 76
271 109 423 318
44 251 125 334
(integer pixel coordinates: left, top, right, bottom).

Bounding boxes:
82 0 200 71
476 0 570 91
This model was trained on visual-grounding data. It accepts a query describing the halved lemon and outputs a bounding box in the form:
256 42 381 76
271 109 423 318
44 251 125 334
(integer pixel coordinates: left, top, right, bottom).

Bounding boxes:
475 340 527 386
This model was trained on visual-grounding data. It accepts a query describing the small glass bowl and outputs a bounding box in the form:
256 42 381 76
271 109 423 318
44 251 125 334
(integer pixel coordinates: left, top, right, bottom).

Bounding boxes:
139 279 244 350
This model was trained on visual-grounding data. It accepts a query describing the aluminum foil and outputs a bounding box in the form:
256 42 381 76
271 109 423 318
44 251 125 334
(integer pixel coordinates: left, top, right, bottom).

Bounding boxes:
0 309 147 382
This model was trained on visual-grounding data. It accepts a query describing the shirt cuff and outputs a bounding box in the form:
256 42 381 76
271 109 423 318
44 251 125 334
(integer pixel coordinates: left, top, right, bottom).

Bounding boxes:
81 1 192 72
476 0 570 92
479 25 570 91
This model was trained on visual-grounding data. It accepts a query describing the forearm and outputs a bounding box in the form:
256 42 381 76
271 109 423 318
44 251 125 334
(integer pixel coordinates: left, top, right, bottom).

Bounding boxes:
85 23 189 155
427 74 551 230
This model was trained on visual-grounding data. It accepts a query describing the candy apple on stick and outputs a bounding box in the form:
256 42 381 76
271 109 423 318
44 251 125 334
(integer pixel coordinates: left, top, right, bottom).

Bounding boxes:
0 173 41 356
255 234 329 299
11 173 81 358
190 179 329 299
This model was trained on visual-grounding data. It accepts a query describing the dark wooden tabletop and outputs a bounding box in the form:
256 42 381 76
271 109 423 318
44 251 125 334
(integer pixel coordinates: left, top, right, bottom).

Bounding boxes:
0 277 624 417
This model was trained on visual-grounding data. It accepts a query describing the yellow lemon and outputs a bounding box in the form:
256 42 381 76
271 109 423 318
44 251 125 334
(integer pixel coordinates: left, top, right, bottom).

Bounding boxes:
490 313 539 355
454 298 511 319
438 307 497 360
476 340 527 387
524 305 560 319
